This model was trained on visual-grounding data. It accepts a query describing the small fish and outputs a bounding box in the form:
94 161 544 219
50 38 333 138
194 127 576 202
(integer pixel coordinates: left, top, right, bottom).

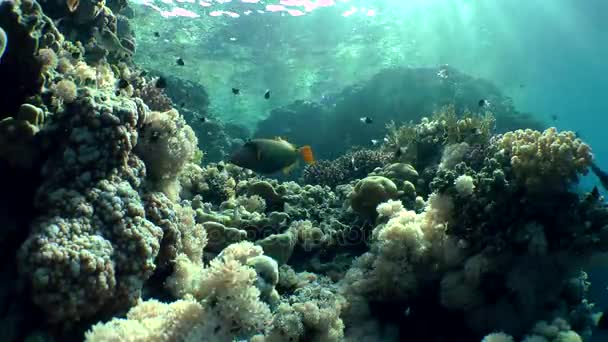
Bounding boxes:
370 139 380 146
176 57 185 66
405 307 411 316
519 84 526 88
179 102 186 108
71 51 80 59
155 77 167 88
264 89 270 99
67 0 80 13
117 79 129 89
360 117 373 124
199 116 208 123
153 32 160 38
140 70 148 77
478 99 490 108
350 156 358 171
232 88 240 95
437 67 449 79
229 137 315 174
551 114 558 121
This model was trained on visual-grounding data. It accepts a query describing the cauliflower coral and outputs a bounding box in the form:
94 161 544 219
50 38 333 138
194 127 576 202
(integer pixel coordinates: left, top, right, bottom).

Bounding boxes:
491 128 592 190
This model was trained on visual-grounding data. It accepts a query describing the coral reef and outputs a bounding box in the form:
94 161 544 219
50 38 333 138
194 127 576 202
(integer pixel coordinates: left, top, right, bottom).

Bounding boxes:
349 176 399 219
489 128 592 191
17 90 164 323
254 67 544 160
302 149 393 188
135 108 198 199
1 0 607 340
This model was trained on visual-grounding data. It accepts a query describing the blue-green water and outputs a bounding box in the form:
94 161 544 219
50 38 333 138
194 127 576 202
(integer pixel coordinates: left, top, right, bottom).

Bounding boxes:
2 0 608 341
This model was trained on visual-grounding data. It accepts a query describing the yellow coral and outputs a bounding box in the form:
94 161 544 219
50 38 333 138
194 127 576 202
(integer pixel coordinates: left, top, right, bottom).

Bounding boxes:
494 128 592 190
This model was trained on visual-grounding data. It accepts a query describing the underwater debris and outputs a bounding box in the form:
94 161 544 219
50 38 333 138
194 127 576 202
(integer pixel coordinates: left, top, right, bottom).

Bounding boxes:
230 138 315 174
360 116 373 124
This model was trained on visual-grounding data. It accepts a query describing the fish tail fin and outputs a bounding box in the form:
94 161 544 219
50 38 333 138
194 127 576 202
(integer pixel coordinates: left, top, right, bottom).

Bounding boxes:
299 145 315 164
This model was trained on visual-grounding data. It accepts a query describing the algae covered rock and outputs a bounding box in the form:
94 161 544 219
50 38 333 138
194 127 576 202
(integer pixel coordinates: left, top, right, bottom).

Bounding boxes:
0 104 45 168
381 163 419 182
350 176 399 218
247 255 279 303
203 221 247 252
247 180 284 210
256 231 296 265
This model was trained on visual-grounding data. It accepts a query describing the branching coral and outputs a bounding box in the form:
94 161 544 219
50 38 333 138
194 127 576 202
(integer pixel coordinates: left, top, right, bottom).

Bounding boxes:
490 128 592 191
383 106 495 171
302 149 393 188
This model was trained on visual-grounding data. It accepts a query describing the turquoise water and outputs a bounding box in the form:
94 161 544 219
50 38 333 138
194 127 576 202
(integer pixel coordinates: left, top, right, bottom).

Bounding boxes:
130 0 608 130
2 0 608 340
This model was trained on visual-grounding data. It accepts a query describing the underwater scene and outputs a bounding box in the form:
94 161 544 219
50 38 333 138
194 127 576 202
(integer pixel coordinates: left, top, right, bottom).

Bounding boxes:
1 0 608 341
